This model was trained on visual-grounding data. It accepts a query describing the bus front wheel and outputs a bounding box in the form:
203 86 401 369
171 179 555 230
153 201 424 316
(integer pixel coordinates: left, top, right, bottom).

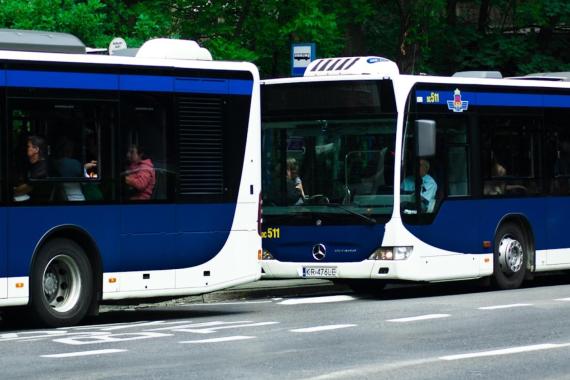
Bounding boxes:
492 223 527 290
30 239 93 327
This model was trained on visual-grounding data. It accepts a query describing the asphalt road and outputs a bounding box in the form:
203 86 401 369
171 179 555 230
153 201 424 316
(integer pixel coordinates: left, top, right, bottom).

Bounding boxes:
2 275 570 379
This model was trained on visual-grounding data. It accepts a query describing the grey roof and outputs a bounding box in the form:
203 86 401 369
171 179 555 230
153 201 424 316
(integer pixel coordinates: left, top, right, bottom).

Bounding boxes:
0 29 85 54
110 48 139 57
520 72 570 81
452 71 503 79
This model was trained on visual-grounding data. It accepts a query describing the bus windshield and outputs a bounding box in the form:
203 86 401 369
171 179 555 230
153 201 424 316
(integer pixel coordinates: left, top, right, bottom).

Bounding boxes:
262 80 396 224
262 80 397 224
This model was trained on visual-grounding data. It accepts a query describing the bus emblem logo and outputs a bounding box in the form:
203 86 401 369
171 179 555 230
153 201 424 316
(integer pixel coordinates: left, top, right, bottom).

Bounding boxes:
312 244 326 261
447 88 469 112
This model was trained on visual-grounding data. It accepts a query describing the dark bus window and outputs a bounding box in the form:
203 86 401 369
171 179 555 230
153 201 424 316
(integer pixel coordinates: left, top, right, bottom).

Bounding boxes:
480 114 541 197
546 108 570 195
8 98 116 203
120 93 173 202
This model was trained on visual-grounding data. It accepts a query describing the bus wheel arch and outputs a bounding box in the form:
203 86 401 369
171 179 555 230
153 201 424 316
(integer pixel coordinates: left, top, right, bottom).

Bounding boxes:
30 226 102 326
492 215 535 290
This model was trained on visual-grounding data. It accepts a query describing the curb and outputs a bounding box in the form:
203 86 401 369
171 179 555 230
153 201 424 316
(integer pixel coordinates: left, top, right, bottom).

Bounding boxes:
198 280 349 303
101 280 349 310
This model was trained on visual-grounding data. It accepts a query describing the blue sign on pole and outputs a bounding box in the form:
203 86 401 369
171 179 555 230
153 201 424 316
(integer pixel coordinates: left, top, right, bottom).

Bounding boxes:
291 43 316 77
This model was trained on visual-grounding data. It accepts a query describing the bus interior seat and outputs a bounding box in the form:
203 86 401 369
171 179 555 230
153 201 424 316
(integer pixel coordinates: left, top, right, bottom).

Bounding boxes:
152 168 167 200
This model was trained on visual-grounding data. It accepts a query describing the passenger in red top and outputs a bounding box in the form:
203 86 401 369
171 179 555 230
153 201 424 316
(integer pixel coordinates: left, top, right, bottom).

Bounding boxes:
125 144 155 200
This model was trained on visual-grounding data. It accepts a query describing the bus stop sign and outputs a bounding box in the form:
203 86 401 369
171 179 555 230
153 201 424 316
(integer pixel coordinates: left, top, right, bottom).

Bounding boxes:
291 43 316 77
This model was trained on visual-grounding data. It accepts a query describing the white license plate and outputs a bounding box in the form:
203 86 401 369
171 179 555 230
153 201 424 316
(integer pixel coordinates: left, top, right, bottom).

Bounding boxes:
302 267 338 278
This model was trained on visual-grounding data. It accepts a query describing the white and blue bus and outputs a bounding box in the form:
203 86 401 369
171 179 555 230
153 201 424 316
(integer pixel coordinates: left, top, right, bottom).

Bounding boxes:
261 56 570 292
0 30 261 326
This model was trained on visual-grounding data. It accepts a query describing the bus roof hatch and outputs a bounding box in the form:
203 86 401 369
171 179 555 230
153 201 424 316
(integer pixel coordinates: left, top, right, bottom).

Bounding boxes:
304 56 399 78
0 29 85 54
136 38 212 61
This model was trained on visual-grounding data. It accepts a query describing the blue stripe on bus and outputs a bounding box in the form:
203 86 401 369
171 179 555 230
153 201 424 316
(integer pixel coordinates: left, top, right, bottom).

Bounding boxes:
405 197 570 255
0 69 5 86
4 70 253 95
8 70 119 90
120 74 173 92
416 90 570 108
263 197 570 265
3 202 238 277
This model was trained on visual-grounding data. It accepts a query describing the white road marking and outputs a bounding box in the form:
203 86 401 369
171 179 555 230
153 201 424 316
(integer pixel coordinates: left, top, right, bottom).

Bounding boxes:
41 349 127 358
387 314 450 323
554 297 570 302
440 343 570 361
279 295 355 305
99 320 192 331
478 303 532 310
146 321 251 332
180 336 255 344
176 321 279 334
53 332 171 345
291 324 356 333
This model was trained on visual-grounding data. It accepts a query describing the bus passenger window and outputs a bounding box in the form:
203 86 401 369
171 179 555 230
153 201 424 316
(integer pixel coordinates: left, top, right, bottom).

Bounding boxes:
9 99 113 203
121 94 172 202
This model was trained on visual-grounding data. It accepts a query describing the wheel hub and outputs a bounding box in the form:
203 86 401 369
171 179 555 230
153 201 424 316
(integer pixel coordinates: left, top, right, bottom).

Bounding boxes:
42 254 82 313
498 237 524 274
43 272 59 297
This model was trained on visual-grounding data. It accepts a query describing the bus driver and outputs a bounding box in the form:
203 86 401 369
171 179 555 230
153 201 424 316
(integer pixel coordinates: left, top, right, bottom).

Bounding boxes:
401 158 437 212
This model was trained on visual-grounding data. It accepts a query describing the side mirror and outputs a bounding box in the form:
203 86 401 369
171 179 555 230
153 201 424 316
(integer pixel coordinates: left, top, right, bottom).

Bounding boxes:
415 119 436 157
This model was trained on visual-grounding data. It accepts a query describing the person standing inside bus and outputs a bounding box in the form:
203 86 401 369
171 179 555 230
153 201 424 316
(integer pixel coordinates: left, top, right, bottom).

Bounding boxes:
124 144 155 200
401 158 437 212
286 157 305 205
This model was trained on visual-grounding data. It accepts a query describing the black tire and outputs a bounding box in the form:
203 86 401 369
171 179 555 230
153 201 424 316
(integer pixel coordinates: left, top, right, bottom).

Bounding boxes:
492 223 528 290
344 280 386 295
30 238 93 327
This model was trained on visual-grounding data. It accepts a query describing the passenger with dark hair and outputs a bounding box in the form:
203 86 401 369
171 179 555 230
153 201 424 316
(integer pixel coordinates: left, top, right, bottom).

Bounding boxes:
124 144 155 200
14 135 49 201
286 157 305 205
27 135 49 179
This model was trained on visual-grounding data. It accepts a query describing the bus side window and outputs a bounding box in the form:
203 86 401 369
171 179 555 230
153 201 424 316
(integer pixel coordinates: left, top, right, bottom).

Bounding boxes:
8 99 113 204
121 93 172 202
547 109 570 195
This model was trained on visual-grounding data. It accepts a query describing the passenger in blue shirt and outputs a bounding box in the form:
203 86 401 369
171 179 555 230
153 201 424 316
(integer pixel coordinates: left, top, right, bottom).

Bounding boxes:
401 158 437 212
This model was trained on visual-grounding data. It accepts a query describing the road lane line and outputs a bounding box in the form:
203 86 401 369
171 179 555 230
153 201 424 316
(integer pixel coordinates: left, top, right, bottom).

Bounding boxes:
279 295 355 305
440 343 570 361
41 349 127 358
176 321 279 334
291 324 356 333
478 303 532 310
387 314 450 323
146 321 251 332
180 336 255 344
554 297 570 302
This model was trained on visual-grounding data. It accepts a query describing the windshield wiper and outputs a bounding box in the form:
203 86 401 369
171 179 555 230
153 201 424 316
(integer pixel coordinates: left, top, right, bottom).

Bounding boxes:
324 203 377 225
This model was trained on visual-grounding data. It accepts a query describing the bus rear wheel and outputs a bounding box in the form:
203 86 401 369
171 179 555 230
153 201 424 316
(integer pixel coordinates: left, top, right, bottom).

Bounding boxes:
492 223 528 290
30 239 93 327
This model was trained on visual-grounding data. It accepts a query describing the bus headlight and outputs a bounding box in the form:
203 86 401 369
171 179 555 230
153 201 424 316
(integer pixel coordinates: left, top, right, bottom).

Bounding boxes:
369 246 412 260
261 249 275 260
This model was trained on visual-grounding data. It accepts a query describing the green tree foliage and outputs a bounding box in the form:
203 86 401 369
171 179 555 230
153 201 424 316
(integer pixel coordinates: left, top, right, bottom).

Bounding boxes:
0 0 567 77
